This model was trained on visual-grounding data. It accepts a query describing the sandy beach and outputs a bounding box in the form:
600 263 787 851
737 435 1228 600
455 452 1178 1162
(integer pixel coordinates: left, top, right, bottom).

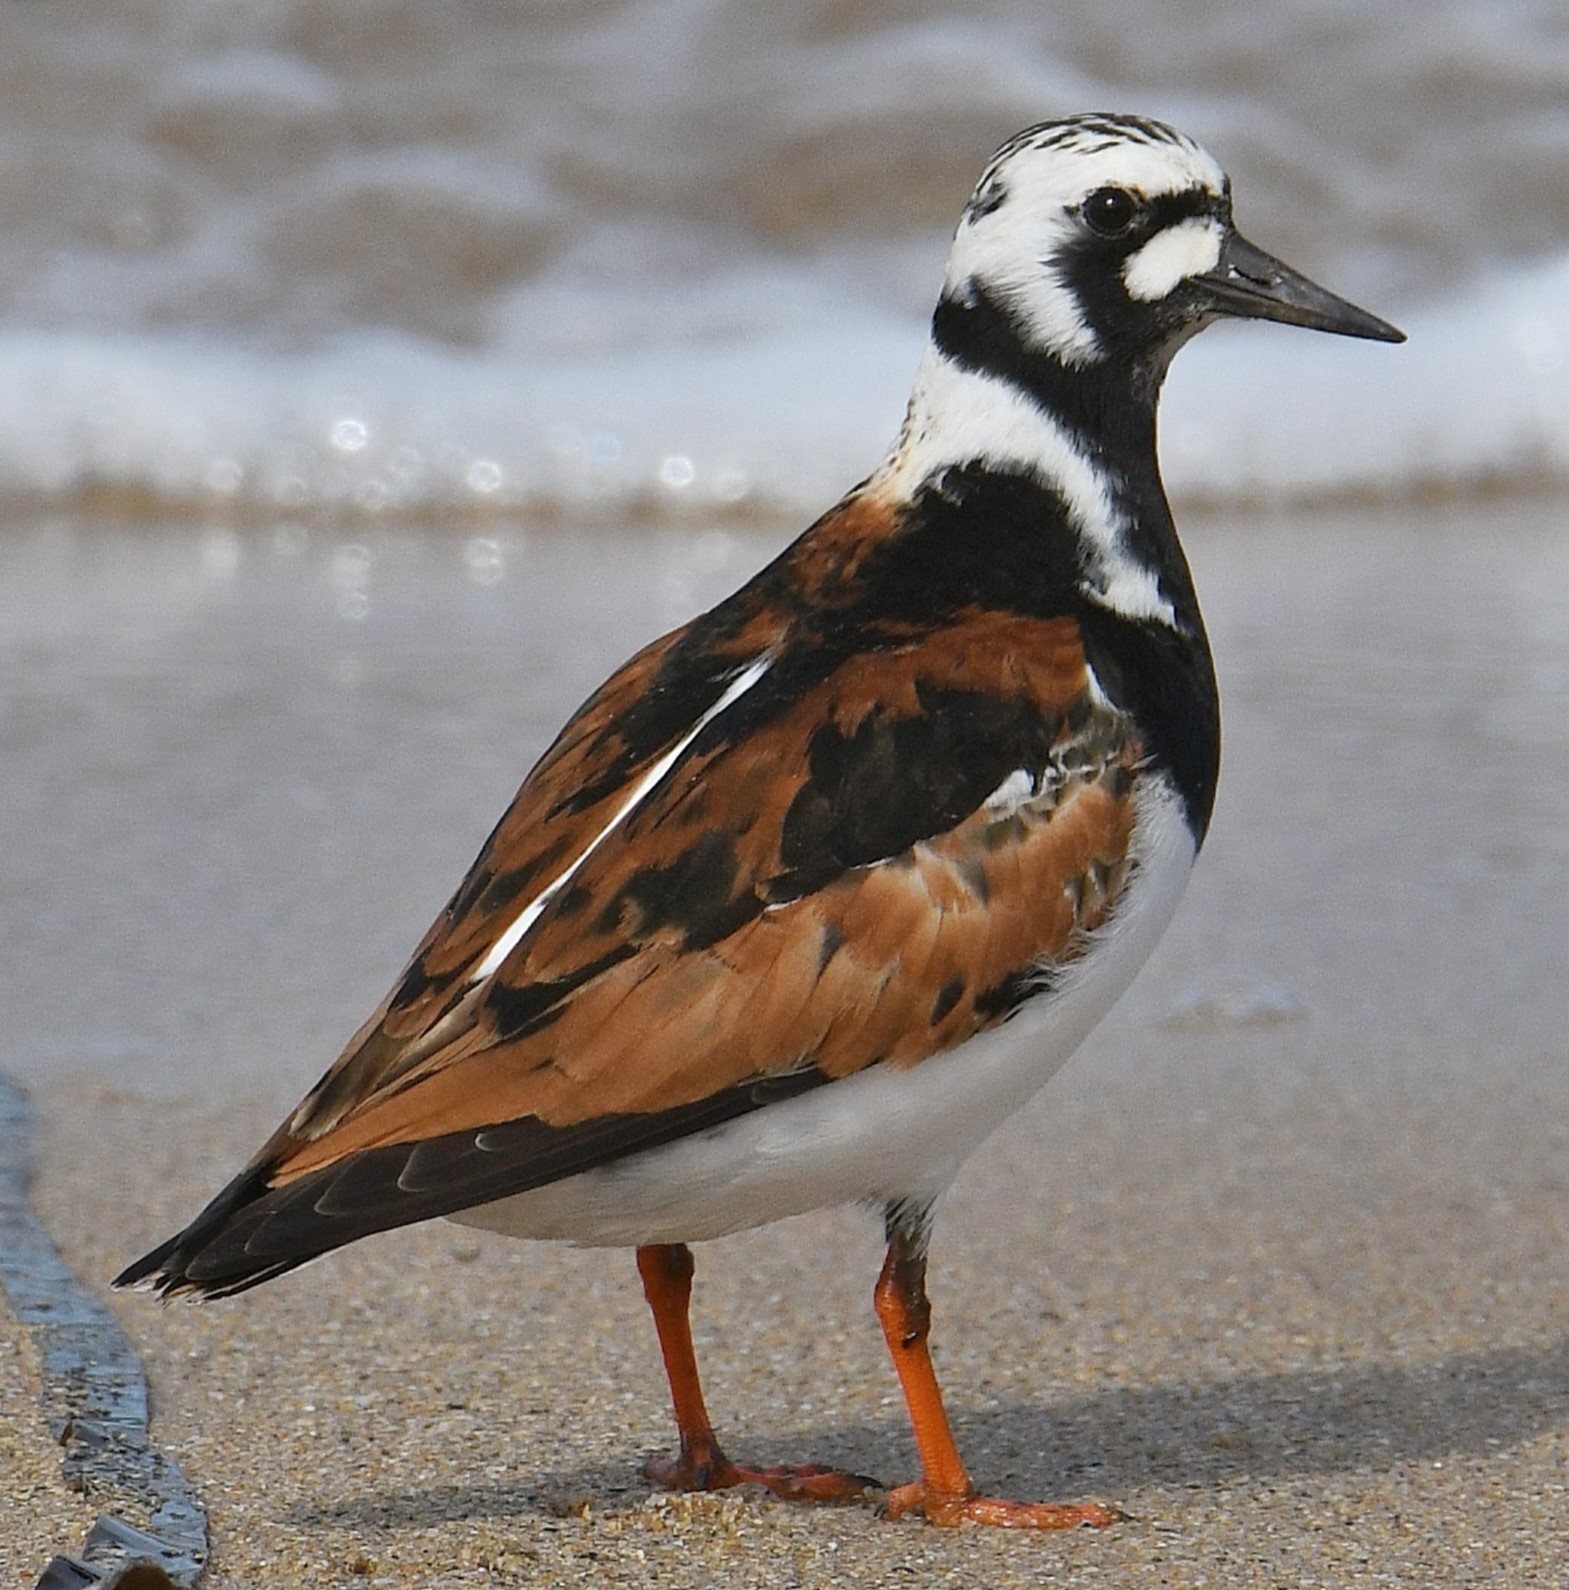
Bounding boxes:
6 499 1569 1586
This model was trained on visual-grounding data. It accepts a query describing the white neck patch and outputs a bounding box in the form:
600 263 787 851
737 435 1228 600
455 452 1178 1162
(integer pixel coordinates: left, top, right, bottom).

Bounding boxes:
879 346 1177 628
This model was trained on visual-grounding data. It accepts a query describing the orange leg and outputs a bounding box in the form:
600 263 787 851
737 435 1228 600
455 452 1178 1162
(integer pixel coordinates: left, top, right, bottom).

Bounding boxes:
873 1231 1124 1530
636 1243 877 1505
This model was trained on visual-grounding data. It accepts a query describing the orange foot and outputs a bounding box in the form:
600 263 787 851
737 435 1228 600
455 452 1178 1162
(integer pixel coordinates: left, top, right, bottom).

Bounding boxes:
884 1482 1127 1530
645 1446 880 1505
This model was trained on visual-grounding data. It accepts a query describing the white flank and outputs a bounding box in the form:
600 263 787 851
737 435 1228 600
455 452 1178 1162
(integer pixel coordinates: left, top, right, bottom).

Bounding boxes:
469 653 774 983
451 774 1197 1247
881 348 1177 627
1123 218 1224 302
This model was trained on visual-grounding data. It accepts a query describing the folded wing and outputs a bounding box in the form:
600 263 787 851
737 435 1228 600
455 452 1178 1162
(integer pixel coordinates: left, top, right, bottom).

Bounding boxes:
118 515 1140 1297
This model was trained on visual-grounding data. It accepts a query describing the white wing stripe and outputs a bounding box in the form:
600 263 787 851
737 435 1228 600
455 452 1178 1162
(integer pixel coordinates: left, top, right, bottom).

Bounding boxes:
469 654 774 983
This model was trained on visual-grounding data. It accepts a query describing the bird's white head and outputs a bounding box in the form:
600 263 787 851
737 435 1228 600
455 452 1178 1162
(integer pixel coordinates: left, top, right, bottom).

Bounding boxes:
945 116 1229 367
876 114 1402 631
939 112 1402 373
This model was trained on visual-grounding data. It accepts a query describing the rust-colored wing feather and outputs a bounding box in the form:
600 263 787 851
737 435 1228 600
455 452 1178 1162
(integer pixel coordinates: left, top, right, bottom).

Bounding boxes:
275 606 1136 1175
117 493 1144 1297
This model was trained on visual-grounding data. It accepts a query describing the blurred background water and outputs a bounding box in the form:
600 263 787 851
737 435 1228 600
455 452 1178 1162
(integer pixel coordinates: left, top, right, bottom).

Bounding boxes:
1 0 1566 524
4 0 1569 1101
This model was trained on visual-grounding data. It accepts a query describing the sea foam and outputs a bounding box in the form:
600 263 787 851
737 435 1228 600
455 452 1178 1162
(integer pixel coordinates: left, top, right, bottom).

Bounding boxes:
0 251 1562 525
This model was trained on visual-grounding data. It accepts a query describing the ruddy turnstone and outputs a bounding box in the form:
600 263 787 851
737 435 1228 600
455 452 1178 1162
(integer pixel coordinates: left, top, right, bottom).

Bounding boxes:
118 113 1402 1529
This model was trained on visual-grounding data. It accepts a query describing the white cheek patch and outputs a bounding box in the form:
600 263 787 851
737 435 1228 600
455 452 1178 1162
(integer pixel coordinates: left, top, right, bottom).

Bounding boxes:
1122 218 1223 302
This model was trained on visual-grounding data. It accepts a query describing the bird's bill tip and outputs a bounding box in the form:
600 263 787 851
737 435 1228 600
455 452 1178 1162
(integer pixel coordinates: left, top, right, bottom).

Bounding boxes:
1197 231 1405 344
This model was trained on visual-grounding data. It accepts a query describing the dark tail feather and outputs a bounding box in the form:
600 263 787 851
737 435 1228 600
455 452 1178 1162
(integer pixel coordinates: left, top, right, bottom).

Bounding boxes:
114 1068 835 1300
113 1163 314 1300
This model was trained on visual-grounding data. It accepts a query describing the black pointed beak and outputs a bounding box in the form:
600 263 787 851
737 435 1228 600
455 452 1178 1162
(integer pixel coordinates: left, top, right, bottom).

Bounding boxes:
1195 230 1405 343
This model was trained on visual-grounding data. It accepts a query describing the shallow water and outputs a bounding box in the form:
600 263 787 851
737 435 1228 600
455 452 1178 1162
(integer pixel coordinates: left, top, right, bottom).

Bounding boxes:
4 501 1567 1116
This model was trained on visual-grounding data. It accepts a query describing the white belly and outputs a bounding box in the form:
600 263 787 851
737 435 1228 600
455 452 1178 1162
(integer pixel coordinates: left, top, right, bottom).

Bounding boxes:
450 775 1196 1248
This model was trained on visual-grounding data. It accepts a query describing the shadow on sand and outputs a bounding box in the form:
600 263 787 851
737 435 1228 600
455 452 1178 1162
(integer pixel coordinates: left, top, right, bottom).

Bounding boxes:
291 1333 1569 1531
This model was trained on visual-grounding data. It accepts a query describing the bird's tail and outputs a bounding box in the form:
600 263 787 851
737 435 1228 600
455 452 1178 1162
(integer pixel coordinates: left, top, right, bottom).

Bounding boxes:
113 1162 316 1300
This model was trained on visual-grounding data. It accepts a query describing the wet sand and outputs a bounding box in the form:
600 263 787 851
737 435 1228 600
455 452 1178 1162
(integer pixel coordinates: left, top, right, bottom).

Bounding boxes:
6 500 1569 1585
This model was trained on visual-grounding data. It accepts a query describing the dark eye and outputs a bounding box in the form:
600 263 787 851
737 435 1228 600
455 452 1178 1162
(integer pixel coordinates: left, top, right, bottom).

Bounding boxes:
1081 186 1138 237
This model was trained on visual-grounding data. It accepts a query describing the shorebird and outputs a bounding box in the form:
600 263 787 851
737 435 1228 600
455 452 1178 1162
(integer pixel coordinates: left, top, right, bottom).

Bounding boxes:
118 113 1402 1528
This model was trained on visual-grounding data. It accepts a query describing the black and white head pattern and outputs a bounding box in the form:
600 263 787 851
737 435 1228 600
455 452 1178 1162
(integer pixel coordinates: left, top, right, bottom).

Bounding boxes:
948 113 1232 366
879 114 1234 629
